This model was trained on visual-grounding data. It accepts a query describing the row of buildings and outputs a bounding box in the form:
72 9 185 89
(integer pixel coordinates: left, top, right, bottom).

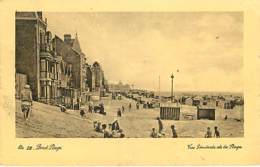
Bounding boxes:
15 12 108 108
107 81 131 93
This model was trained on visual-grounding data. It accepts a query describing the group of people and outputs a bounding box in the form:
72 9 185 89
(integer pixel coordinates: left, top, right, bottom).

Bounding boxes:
112 92 122 100
93 120 125 138
79 102 107 118
150 117 178 138
205 126 220 138
117 102 134 117
151 117 220 138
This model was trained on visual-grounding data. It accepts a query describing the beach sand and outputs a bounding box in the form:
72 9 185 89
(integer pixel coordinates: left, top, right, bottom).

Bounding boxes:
15 95 243 138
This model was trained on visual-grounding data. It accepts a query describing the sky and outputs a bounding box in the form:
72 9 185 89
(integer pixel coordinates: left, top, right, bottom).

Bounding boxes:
44 12 243 92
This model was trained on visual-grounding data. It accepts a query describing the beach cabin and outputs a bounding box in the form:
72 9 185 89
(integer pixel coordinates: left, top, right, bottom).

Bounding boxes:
197 106 215 120
218 99 235 109
185 97 193 106
192 96 202 106
160 103 180 120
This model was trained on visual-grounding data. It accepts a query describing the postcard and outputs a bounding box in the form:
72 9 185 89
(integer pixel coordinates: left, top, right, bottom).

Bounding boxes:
0 0 260 165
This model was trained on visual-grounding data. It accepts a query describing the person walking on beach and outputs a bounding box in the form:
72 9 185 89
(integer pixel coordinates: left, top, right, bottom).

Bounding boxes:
121 106 125 112
117 108 122 117
136 102 139 110
205 127 212 138
88 101 93 113
171 125 178 138
214 126 220 138
20 84 33 121
157 117 163 134
128 102 132 111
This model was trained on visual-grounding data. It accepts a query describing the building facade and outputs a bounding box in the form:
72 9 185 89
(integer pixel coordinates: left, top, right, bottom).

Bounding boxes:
108 81 131 93
91 61 107 97
16 11 107 108
16 12 61 104
16 12 46 100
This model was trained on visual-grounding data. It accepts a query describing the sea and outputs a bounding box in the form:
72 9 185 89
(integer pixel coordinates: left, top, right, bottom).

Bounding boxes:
153 91 243 97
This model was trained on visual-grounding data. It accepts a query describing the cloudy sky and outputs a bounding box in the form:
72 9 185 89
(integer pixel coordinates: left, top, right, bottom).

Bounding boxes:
44 12 243 92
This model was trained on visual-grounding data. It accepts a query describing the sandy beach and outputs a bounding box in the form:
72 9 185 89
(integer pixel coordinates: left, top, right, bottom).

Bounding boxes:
16 94 243 138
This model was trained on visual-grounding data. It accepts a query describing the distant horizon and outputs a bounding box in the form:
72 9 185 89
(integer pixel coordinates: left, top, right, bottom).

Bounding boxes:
132 89 243 94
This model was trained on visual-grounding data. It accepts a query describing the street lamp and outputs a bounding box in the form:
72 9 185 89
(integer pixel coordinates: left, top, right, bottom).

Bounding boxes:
171 73 174 102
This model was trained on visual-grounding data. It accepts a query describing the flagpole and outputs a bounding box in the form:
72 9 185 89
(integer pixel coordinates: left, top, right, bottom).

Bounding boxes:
159 75 161 102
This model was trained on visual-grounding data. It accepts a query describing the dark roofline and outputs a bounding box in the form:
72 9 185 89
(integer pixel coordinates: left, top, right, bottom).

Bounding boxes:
53 35 63 42
16 12 47 26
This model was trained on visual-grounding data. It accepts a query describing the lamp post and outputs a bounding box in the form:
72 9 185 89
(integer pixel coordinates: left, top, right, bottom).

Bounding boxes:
171 73 174 102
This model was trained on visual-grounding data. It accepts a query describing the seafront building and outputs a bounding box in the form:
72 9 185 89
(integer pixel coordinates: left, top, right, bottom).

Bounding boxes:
108 81 131 93
15 11 107 108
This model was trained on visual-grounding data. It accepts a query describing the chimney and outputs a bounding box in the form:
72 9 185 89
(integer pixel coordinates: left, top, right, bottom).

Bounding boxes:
37 12 42 19
64 34 71 44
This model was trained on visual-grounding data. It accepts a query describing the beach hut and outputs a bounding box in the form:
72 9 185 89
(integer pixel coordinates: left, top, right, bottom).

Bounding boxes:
197 106 215 120
160 103 180 120
185 97 193 106
218 99 235 109
192 96 202 106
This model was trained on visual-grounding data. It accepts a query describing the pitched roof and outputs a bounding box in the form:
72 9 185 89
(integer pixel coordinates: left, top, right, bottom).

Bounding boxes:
72 33 82 53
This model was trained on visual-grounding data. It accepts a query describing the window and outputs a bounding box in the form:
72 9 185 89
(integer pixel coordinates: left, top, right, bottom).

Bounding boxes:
40 59 46 71
40 32 45 51
40 86 45 98
48 62 52 72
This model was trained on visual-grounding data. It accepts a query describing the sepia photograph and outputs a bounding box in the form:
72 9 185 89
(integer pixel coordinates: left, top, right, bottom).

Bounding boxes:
15 11 244 138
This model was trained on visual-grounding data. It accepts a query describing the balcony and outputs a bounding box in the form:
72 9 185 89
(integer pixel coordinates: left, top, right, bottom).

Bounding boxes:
40 51 52 59
49 73 55 79
40 72 57 81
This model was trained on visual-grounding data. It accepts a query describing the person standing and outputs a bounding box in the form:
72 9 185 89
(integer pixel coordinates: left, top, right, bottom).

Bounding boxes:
136 102 139 110
99 103 105 114
117 108 122 117
129 102 132 111
205 127 212 138
171 125 178 138
157 117 163 134
214 126 220 138
20 84 33 121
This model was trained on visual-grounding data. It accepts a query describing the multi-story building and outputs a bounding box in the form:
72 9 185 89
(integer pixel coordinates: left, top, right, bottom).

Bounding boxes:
16 12 60 104
16 11 107 107
85 63 93 91
16 12 75 106
108 81 131 93
53 34 92 105
91 61 107 96
55 57 74 108
82 62 93 102
16 12 45 100
38 30 61 104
